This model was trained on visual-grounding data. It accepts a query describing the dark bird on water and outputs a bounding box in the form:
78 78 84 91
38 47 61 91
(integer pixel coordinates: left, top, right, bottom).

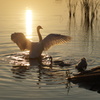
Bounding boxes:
75 58 87 72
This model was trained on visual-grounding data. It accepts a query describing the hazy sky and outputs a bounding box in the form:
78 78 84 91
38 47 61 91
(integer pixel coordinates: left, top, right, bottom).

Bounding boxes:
0 0 66 15
0 0 67 34
0 0 52 13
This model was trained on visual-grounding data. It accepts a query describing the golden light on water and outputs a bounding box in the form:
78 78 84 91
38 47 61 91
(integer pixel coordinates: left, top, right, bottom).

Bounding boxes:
26 10 33 39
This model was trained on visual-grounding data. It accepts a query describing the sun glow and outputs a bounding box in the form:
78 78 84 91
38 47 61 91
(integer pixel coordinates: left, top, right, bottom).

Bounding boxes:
26 10 33 39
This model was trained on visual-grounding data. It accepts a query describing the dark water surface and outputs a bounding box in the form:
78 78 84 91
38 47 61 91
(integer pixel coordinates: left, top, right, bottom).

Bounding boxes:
0 0 100 100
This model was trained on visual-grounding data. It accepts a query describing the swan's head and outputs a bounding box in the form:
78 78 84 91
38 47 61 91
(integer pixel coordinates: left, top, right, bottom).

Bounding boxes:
37 25 43 30
11 32 29 51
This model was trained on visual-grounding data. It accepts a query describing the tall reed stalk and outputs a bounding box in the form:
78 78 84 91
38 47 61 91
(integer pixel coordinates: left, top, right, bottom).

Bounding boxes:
68 0 78 18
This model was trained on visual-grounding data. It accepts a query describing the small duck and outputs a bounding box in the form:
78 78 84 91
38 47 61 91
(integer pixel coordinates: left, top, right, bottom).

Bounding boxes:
75 58 87 72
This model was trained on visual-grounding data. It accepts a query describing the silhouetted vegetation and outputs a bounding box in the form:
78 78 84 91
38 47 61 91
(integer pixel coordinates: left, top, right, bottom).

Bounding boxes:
68 0 78 18
81 0 100 30
67 0 100 31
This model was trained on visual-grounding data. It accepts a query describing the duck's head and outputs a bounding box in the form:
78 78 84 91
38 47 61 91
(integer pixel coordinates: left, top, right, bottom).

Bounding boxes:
81 58 86 61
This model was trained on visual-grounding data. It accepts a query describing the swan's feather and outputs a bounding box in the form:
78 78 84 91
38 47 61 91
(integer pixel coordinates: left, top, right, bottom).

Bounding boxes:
11 33 28 51
42 34 71 51
11 32 71 59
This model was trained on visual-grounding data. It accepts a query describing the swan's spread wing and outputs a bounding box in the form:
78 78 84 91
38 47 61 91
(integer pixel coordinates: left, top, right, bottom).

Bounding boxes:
11 33 28 50
42 34 71 50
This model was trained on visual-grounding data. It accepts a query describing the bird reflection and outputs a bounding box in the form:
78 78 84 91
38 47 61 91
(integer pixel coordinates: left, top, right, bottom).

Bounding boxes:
11 54 52 74
69 58 100 94
11 54 72 90
78 82 100 94
11 55 100 94
69 78 100 94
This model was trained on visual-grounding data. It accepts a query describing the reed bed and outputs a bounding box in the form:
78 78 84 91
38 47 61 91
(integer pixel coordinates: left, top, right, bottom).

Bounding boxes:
81 0 100 28
67 0 100 31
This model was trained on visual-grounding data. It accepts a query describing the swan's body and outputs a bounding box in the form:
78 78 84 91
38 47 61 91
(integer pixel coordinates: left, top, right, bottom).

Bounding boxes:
11 26 71 59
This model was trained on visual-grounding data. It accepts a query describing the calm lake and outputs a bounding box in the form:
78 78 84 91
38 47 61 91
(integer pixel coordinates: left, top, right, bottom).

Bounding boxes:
0 0 100 100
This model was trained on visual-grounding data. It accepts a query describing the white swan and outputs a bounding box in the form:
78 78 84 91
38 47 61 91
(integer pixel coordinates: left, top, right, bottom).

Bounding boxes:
11 26 71 59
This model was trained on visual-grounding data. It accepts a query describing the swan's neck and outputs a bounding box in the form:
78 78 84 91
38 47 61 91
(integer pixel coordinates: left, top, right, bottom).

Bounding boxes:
37 28 42 42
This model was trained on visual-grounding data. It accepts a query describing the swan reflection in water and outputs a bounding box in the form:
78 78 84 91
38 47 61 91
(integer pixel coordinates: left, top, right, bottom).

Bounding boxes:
10 52 100 94
10 52 72 90
11 52 53 73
